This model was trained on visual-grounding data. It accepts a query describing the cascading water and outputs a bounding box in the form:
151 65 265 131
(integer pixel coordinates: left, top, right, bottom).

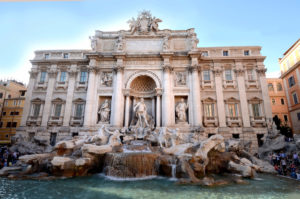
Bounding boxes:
103 140 159 179
169 158 177 181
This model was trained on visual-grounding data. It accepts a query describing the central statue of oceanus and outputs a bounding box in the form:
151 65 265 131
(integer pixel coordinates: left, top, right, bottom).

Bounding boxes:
130 98 155 131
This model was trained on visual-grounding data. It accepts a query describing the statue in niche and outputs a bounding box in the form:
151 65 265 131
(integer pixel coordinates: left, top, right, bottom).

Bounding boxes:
133 98 149 128
98 99 110 123
115 34 124 51
89 36 97 51
176 72 186 86
162 35 169 51
191 34 199 50
176 98 188 123
101 72 113 87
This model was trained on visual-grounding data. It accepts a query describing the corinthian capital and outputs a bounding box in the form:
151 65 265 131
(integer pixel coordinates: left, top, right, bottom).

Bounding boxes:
234 69 245 76
162 64 173 72
188 65 199 72
113 65 124 73
213 68 223 77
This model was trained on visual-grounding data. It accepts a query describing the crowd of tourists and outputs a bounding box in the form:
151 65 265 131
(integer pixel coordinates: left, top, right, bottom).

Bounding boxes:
0 146 19 169
270 151 300 180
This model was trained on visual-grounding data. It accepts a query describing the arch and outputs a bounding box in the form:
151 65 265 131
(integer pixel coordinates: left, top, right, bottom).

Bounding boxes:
125 70 162 89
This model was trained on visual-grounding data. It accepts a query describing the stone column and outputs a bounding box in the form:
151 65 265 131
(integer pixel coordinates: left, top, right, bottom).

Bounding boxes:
162 65 172 127
189 66 202 126
235 64 251 127
83 63 97 127
257 66 272 120
110 57 125 127
63 65 77 126
21 67 38 126
41 64 57 126
124 89 130 127
213 66 226 127
156 88 162 127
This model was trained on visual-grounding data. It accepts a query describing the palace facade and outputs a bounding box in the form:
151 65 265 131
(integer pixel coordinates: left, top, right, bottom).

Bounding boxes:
17 12 272 149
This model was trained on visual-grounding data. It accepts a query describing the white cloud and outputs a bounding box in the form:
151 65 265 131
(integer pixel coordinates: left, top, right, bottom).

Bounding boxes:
266 70 281 78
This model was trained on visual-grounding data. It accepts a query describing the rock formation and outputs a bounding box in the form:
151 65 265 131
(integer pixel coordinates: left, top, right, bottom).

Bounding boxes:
1 126 277 185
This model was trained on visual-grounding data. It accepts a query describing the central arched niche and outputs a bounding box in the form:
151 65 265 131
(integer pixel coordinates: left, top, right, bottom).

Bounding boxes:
128 75 157 127
129 75 156 97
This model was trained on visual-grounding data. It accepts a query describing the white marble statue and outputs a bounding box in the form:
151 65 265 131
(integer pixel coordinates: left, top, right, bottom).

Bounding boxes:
133 98 149 128
158 127 168 148
98 100 110 123
167 128 179 147
101 72 112 87
176 98 188 123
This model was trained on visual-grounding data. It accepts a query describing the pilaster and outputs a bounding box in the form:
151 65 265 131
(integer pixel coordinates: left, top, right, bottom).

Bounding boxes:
213 64 226 127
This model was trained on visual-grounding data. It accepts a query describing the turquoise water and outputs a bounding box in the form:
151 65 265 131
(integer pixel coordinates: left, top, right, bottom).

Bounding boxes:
1 174 300 199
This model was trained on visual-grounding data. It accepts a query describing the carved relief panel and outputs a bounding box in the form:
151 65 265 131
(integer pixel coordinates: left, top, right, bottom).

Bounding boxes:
175 71 187 87
100 72 113 87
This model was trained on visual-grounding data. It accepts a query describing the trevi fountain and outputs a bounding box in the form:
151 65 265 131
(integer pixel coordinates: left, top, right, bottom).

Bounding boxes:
1 11 300 199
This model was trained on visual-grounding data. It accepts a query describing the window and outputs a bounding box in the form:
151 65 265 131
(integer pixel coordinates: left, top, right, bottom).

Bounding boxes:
203 70 210 81
277 83 283 91
284 115 288 122
13 100 17 106
204 104 214 117
288 76 295 87
202 51 208 56
292 92 299 104
54 104 62 117
80 71 88 83
297 112 300 121
20 91 26 96
2 112 6 116
12 122 17 128
4 101 8 106
8 95 11 99
228 104 238 117
45 53 49 59
268 83 274 91
15 112 19 115
272 99 275 105
247 69 255 81
40 72 47 83
223 50 229 56
0 93 2 99
281 98 285 105
6 122 11 128
33 104 41 117
244 50 250 56
75 104 84 118
10 112 14 116
252 104 260 117
225 69 232 81
60 71 67 82
0 122 2 128
63 53 69 59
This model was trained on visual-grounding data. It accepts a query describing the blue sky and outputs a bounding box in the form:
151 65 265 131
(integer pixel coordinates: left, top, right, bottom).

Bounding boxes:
0 0 299 84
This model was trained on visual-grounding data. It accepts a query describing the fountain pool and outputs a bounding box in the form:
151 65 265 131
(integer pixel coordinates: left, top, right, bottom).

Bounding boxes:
1 174 300 199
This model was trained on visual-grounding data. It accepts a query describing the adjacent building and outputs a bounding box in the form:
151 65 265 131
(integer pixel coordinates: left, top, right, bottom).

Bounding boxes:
0 80 27 144
267 78 291 127
279 39 300 134
17 12 272 150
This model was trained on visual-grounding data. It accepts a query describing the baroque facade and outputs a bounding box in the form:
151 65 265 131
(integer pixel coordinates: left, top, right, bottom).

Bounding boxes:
18 12 272 149
279 39 300 134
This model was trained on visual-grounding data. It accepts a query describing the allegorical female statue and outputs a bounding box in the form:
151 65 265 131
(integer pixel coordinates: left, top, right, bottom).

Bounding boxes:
175 98 188 123
98 99 110 123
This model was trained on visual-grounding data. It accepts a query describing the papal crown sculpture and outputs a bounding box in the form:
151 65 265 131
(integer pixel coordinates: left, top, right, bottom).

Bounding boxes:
17 11 272 151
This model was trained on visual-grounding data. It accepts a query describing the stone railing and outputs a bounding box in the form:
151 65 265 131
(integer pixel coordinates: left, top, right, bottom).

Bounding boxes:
245 79 259 89
76 81 88 90
226 116 242 127
70 116 84 126
203 116 218 127
223 79 236 89
36 81 48 90
201 80 214 89
55 81 68 90
26 116 42 126
48 116 64 126
250 116 266 127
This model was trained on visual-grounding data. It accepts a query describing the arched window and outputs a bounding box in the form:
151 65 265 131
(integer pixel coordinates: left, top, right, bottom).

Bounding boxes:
268 83 274 91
